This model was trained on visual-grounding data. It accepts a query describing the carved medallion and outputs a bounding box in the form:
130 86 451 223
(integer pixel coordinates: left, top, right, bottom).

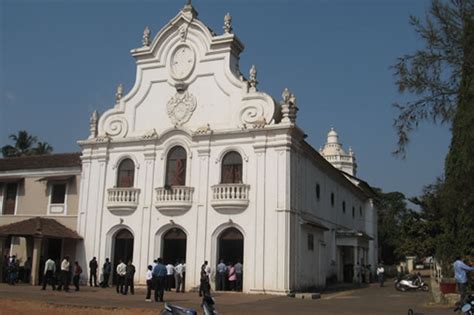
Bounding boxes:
167 90 197 126
170 44 195 80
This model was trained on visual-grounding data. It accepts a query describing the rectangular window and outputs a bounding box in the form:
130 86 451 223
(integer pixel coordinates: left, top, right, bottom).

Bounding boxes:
307 233 314 251
51 183 66 204
3 183 18 215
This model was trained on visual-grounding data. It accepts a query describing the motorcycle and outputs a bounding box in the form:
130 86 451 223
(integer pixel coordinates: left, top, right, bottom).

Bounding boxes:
454 295 474 314
160 294 217 315
394 273 429 292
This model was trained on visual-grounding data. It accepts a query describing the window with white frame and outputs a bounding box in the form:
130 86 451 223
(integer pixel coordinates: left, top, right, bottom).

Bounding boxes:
49 182 67 214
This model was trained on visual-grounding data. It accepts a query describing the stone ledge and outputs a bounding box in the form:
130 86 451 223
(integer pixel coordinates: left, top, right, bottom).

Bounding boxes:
287 293 321 299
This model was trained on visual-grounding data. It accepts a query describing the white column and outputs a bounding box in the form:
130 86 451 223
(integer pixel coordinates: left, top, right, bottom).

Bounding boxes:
31 236 43 286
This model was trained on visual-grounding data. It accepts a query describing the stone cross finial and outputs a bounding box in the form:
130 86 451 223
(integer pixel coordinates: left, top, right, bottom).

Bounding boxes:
281 88 298 124
249 65 258 91
142 26 151 47
115 84 124 102
89 110 99 139
223 12 232 34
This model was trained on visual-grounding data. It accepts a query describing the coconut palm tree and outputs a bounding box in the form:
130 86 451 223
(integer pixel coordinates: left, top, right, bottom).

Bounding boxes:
1 130 53 157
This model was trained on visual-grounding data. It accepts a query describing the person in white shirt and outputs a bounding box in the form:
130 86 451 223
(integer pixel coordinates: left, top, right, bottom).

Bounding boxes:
57 256 70 292
216 260 227 291
165 263 175 291
376 263 385 287
116 259 127 294
41 258 56 290
174 261 184 293
145 265 153 302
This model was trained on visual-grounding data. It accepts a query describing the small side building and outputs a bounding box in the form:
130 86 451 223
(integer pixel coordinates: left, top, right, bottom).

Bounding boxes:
0 153 82 285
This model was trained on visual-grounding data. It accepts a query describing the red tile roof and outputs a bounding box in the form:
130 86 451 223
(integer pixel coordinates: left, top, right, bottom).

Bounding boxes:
0 153 81 171
0 217 82 239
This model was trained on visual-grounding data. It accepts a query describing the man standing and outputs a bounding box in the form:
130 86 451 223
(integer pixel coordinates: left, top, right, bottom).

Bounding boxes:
174 261 184 293
116 259 127 294
234 260 243 291
216 260 226 291
57 256 70 292
41 257 56 290
376 263 385 287
454 256 474 304
102 258 111 288
89 257 98 287
165 262 174 291
152 258 167 302
73 261 82 291
123 260 136 295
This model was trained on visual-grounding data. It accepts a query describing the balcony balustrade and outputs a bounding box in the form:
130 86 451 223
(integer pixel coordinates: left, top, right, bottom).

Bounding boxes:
107 187 140 213
210 183 250 212
155 186 194 213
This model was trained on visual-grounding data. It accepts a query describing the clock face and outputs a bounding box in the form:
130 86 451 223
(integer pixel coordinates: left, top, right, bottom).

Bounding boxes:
170 45 195 80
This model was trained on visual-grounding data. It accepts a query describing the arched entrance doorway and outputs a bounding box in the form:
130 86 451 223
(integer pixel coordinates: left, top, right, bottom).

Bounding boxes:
162 228 187 265
217 227 244 291
113 229 134 284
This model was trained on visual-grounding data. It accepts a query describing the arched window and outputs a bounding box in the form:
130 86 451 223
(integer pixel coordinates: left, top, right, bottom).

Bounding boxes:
221 151 243 184
166 146 187 186
117 159 135 187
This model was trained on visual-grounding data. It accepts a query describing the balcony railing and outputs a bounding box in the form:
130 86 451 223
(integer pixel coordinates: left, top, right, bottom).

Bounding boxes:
155 186 194 213
107 187 140 213
210 183 250 212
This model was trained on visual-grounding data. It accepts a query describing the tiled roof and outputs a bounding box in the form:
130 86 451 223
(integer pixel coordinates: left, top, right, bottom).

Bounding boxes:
0 153 81 171
0 217 82 239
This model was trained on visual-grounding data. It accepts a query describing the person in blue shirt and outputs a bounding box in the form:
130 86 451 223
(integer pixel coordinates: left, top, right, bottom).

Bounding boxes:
152 258 167 302
453 256 474 304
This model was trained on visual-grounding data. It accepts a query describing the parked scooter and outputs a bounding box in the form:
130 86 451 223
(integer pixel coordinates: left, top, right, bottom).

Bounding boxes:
394 273 429 292
454 295 474 314
160 294 218 315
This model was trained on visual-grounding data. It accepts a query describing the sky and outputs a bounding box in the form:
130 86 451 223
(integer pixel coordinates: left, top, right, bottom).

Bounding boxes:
0 0 451 201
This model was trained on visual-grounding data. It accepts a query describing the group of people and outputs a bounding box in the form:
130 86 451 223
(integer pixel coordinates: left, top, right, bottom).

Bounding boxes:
2 255 32 285
41 256 83 292
145 258 186 302
215 260 243 291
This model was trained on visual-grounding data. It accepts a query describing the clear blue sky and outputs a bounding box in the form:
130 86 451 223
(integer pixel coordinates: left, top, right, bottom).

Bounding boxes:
0 0 451 200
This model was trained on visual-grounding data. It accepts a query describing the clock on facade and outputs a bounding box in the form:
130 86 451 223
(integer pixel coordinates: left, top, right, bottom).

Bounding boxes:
170 44 196 80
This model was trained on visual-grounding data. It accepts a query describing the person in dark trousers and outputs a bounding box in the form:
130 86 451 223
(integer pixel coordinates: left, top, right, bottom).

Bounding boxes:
152 258 167 302
116 259 127 294
57 256 70 292
199 264 210 297
23 257 32 284
41 257 56 290
234 260 243 291
123 260 135 295
73 261 82 291
145 265 153 302
8 256 18 285
102 258 111 288
89 257 98 287
216 259 226 291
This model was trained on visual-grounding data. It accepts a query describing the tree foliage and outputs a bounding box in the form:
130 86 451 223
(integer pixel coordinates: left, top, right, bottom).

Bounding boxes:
392 0 473 157
1 130 53 157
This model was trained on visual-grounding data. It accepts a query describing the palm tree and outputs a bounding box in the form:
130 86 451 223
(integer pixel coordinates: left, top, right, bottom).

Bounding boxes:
33 142 54 155
1 130 53 157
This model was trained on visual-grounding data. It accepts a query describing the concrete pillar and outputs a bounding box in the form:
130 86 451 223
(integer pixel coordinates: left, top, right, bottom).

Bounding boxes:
0 237 5 282
406 256 416 273
31 236 43 285
353 246 359 283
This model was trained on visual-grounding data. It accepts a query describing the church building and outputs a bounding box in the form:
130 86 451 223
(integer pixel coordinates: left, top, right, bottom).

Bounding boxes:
75 3 378 294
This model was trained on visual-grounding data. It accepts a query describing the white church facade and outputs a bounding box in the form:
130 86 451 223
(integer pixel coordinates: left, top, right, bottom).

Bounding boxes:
76 3 378 294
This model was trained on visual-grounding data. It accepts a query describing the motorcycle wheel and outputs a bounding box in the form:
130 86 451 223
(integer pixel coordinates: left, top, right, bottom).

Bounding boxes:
421 285 429 292
400 286 407 292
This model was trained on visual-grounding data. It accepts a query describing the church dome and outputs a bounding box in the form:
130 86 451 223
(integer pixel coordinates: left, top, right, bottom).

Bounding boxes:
327 127 339 144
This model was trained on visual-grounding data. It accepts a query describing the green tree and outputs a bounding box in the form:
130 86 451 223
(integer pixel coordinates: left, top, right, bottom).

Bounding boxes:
1 130 54 157
392 0 474 263
392 0 471 157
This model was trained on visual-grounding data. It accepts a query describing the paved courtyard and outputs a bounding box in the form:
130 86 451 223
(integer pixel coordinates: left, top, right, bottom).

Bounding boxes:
0 282 452 315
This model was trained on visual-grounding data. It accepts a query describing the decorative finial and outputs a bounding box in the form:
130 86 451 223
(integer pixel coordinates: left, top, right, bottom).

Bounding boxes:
89 110 99 139
115 84 124 102
223 12 232 34
249 65 258 91
280 88 298 124
142 26 151 47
